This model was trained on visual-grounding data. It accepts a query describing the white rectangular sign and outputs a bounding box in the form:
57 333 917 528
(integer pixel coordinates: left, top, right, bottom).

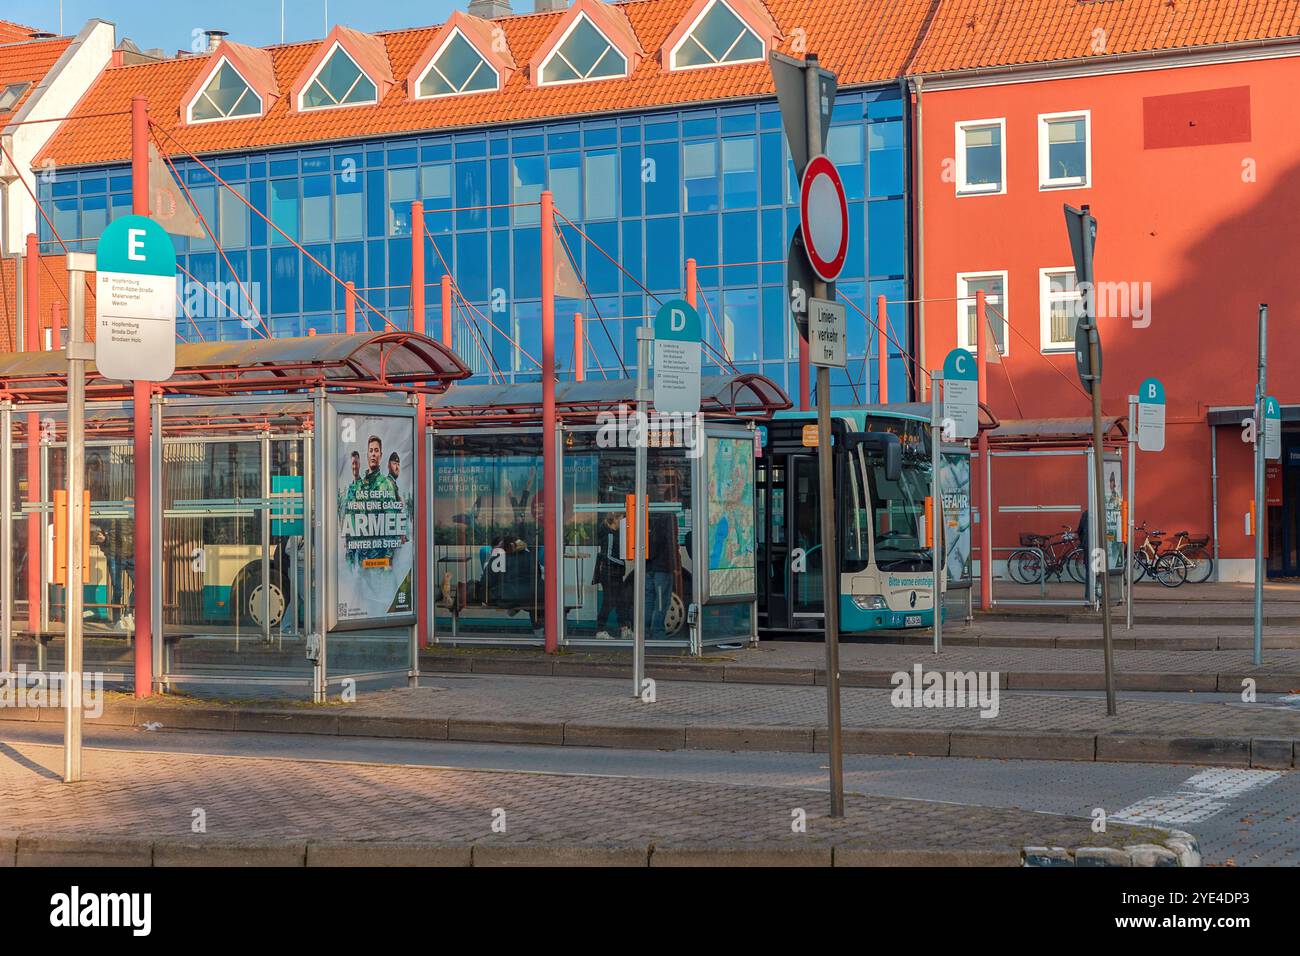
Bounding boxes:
1137 402 1165 452
95 270 177 381
942 379 978 439
653 338 701 415
808 298 846 368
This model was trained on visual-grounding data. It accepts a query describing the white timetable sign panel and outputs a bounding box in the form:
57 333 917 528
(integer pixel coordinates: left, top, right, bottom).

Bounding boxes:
94 216 177 382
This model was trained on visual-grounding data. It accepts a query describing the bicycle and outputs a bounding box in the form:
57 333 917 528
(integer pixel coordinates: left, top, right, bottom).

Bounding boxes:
1162 530 1215 584
1008 526 1086 585
1128 522 1187 587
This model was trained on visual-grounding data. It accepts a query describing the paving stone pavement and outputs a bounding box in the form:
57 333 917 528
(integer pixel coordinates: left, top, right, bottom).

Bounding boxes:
0 741 1172 861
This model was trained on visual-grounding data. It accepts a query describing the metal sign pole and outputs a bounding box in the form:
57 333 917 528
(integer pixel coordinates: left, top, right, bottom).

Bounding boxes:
64 252 95 783
1126 394 1136 631
931 370 944 654
632 326 651 698
1 401 11 679
1253 304 1267 666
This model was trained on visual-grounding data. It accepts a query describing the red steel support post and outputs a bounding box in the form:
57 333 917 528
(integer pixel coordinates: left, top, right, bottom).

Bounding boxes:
440 275 452 348
976 288 992 611
131 95 153 696
540 192 558 653
799 338 811 411
685 257 697 309
573 313 584 382
344 281 355 333
876 294 889 404
23 233 39 636
411 202 430 645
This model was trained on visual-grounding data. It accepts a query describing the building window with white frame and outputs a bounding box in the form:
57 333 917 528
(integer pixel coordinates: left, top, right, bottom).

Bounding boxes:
416 30 499 97
300 44 378 111
957 272 1008 356
539 14 627 85
1039 111 1090 188
955 119 1004 195
1040 268 1084 351
188 60 262 123
671 0 765 69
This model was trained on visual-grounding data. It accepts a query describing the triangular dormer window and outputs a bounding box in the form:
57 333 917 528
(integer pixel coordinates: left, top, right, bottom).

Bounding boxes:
672 0 764 69
188 59 262 122
300 43 378 110
539 13 627 85
418 29 498 97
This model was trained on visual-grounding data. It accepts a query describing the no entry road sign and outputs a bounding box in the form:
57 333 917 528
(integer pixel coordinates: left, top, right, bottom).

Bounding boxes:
95 215 177 382
800 155 849 282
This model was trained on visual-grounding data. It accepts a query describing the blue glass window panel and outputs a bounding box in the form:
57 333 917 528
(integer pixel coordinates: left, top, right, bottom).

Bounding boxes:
333 241 364 308
761 208 784 285
620 219 642 292
643 141 678 215
388 167 418 235
301 175 331 243
681 110 716 138
683 213 718 281
762 286 785 360
513 227 540 299
584 149 617 220
843 201 864 281
387 146 417 166
489 158 510 228
456 232 488 302
249 180 268 245
110 193 132 224
644 118 677 141
548 152 581 220
365 169 385 237
219 162 248 183
270 179 298 245
838 280 867 359
367 240 386 307
867 91 904 121
334 151 363 173
51 178 76 198
302 154 330 174
335 175 363 241
303 244 332 313
512 154 544 225
868 120 904 198
759 103 781 130
683 141 718 212
828 126 864 200
491 230 511 303
512 301 541 375
80 177 106 195
721 287 760 362
248 160 266 179
584 125 616 148
620 145 642 216
110 174 132 191
422 143 452 163
760 132 783 206
186 166 215 186
721 109 755 134
512 133 544 154
219 184 249 248
456 160 487 229
189 185 216 250
82 195 108 243
270 247 299 315
556 223 583 304
250 250 269 322
270 157 297 177
722 210 757 286
620 120 641 143
867 198 905 278
645 218 680 292
548 128 579 151
584 220 618 294
721 136 757 209
365 148 384 168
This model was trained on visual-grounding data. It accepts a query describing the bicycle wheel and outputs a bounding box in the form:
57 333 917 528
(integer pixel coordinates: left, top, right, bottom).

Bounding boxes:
1132 552 1148 583
1064 548 1087 583
1153 553 1187 588
1182 546 1214 584
1009 549 1043 584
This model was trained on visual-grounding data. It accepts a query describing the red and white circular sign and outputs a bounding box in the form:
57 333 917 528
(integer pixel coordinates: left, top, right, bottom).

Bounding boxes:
799 154 849 282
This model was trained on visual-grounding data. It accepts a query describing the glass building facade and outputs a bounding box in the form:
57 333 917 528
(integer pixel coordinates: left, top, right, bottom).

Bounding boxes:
39 85 911 404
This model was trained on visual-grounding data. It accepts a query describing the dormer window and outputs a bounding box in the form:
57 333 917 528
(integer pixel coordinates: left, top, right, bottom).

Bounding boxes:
300 43 378 110
417 29 498 97
539 14 627 85
188 59 261 122
0 82 31 113
672 0 764 69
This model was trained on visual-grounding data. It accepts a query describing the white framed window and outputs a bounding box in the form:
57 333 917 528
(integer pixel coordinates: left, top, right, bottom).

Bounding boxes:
0 82 31 113
299 42 378 111
956 271 1008 356
1039 268 1084 352
538 13 628 86
187 58 263 124
1038 111 1090 189
415 28 499 98
670 0 765 70
954 118 1005 195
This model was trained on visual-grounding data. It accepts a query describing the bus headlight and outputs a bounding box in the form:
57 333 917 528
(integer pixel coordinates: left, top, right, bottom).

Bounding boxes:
852 594 889 610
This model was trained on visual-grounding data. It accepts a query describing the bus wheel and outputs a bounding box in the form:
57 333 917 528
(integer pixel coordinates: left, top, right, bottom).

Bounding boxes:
663 593 686 637
231 567 287 629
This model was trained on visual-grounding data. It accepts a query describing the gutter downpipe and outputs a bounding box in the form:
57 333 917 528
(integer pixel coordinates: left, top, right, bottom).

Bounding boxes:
907 76 925 401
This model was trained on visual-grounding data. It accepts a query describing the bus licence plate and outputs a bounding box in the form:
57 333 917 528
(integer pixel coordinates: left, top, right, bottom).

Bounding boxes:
905 614 922 627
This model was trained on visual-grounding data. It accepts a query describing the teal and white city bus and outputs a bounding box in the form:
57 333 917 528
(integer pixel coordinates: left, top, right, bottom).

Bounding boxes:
756 406 944 635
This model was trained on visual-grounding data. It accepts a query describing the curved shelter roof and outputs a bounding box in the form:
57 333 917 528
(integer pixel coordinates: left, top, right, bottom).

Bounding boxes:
426 372 789 425
0 330 471 403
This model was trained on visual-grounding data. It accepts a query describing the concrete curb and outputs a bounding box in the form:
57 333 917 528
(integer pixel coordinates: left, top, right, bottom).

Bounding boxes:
1 707 1293 768
0 832 1199 867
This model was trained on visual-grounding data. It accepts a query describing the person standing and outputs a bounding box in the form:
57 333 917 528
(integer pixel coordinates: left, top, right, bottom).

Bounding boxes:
645 506 680 640
592 512 629 639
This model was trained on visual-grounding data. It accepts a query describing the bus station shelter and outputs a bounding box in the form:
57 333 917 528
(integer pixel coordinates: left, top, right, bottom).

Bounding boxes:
424 373 789 654
0 331 470 701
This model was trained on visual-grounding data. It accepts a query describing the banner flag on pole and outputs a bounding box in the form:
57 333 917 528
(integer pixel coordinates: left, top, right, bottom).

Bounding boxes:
148 143 205 238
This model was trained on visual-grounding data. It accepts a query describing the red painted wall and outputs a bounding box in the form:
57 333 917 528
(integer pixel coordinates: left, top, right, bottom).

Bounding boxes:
918 54 1300 564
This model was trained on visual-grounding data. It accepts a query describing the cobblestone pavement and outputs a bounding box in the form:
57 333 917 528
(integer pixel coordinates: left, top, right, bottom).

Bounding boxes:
0 740 1169 859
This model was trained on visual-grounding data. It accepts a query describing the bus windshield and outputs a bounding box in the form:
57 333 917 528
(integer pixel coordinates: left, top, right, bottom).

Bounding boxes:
860 444 934 572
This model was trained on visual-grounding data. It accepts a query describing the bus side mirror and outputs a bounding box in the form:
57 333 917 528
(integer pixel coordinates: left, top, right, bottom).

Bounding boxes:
848 433 903 482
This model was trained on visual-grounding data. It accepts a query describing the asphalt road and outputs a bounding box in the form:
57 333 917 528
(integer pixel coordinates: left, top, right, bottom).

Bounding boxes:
0 723 1293 866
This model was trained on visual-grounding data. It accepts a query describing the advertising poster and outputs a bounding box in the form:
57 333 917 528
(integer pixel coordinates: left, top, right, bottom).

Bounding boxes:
705 436 756 600
1103 458 1124 570
334 411 415 627
940 451 972 586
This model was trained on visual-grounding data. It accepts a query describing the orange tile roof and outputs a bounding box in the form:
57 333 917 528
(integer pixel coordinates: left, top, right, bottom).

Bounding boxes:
34 0 1300 172
0 36 74 121
905 0 1300 75
38 0 935 168
0 20 42 44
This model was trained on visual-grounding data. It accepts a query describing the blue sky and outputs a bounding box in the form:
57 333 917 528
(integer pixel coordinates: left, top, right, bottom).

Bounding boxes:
9 0 466 50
